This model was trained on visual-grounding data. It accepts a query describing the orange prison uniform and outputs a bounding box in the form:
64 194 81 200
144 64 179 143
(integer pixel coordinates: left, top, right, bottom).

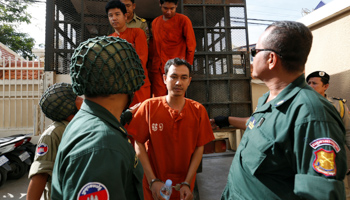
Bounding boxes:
128 96 215 200
110 28 151 106
150 13 196 97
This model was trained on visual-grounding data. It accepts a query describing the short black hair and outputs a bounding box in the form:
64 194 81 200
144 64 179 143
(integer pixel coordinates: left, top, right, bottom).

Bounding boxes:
164 58 192 76
160 0 178 5
263 21 313 73
105 0 127 15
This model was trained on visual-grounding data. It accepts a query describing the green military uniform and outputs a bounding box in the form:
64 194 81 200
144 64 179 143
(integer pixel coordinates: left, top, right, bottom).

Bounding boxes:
28 120 68 200
51 100 143 200
221 75 347 200
126 13 149 43
326 95 350 148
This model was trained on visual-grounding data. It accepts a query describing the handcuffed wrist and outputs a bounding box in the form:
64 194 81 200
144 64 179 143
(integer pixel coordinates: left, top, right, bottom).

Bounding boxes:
149 178 163 189
180 182 191 190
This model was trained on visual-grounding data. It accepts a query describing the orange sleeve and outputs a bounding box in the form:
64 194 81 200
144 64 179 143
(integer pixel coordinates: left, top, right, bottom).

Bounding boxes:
134 28 149 75
196 104 215 147
183 17 196 65
127 101 150 144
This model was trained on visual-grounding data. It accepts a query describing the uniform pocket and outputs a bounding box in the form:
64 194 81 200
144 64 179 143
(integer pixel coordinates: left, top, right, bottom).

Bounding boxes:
241 129 273 175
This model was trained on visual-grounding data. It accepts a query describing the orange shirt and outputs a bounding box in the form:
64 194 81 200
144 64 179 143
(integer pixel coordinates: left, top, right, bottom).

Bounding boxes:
110 28 151 106
128 96 215 200
151 13 196 74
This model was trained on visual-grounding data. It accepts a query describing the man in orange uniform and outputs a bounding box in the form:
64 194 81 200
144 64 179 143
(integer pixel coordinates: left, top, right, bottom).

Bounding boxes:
128 58 214 200
150 0 196 97
106 0 150 106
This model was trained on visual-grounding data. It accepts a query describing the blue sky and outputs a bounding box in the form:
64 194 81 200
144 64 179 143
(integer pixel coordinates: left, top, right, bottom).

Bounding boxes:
21 0 333 48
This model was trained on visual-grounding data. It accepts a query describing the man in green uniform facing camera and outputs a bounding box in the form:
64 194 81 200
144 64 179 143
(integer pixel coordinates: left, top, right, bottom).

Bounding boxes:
306 71 350 148
120 0 150 43
51 36 145 200
221 21 347 200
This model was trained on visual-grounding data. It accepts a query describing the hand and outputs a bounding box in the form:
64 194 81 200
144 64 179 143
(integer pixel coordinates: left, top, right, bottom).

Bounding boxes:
210 119 219 130
151 181 165 200
180 185 193 200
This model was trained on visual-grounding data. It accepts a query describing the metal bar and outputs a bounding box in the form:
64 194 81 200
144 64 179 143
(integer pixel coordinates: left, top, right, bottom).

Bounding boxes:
45 0 55 71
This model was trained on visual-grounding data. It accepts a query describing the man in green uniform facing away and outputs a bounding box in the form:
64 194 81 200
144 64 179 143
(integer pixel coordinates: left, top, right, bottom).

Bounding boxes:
120 0 150 43
221 21 347 200
51 36 145 200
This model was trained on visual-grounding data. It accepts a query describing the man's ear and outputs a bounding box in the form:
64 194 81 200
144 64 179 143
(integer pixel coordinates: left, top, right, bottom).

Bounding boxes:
268 52 278 70
324 83 329 91
163 74 167 84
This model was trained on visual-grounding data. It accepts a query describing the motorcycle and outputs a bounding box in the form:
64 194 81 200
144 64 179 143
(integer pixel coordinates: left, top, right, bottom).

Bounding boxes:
0 134 35 186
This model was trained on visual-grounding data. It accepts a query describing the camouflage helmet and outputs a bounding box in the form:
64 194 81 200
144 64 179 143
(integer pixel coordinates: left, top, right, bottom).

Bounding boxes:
70 36 145 96
39 82 78 121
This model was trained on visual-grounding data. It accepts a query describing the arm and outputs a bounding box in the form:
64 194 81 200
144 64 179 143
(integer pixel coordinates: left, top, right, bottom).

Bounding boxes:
211 116 249 130
228 117 249 130
135 28 148 72
180 146 204 200
135 141 164 200
183 17 196 65
140 22 150 44
293 121 347 199
27 173 48 200
341 104 350 149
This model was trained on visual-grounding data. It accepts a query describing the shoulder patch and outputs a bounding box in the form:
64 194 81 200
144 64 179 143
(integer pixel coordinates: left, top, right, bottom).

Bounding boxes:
141 18 146 22
77 182 109 200
312 148 336 177
36 143 49 156
309 138 340 152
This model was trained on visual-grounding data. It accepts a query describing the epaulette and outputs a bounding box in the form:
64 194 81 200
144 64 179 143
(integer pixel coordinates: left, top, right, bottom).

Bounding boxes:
136 16 146 23
332 97 347 103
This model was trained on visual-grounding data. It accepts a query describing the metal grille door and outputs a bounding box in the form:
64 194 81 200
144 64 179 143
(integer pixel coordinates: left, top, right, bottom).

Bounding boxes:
182 0 252 118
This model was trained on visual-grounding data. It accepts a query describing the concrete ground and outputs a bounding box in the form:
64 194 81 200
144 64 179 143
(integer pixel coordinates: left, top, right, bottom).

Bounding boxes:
196 151 235 200
0 172 30 199
0 151 235 200
1 150 349 200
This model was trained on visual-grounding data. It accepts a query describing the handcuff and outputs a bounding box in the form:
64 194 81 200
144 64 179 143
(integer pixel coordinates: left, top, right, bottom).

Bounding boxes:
149 179 190 191
173 182 191 191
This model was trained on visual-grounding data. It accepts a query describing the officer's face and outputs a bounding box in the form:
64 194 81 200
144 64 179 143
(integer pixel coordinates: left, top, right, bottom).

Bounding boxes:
307 77 329 97
120 0 135 19
163 64 192 97
160 2 177 20
108 8 127 31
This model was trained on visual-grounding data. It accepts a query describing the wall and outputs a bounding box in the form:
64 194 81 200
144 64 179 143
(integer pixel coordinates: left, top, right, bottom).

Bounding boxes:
251 80 268 112
305 9 350 105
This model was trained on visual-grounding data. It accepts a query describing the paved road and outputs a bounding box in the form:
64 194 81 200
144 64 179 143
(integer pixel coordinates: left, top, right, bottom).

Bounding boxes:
0 151 235 200
0 172 30 199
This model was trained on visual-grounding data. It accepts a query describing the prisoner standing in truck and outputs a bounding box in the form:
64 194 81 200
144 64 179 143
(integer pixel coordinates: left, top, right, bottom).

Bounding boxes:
107 0 151 107
149 0 196 97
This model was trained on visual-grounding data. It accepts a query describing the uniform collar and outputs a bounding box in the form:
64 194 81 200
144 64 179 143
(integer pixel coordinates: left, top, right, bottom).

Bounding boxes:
256 74 307 112
80 99 127 135
128 13 138 23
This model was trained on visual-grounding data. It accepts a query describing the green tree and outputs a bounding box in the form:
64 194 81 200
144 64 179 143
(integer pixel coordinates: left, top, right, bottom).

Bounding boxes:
0 0 36 60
